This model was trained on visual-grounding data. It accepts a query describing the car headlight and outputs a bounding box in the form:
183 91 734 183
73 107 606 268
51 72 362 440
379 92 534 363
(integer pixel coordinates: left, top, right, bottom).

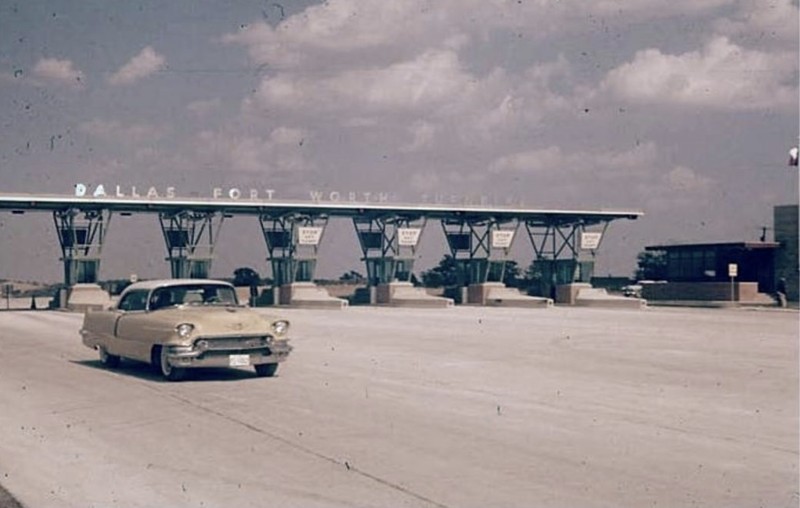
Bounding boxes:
176 323 195 338
271 320 289 336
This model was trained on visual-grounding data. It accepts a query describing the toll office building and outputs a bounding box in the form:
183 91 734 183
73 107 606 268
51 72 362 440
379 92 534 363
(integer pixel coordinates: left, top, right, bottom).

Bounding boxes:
642 205 799 305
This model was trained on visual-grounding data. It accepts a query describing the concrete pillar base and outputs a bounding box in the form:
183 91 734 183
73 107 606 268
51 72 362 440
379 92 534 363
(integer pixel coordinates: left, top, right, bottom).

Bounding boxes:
555 283 592 305
375 282 453 308
64 284 112 312
468 282 553 307
278 282 348 309
558 283 646 308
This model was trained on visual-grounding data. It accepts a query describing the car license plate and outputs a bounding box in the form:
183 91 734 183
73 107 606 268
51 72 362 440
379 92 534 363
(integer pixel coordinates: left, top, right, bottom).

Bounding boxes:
229 354 250 367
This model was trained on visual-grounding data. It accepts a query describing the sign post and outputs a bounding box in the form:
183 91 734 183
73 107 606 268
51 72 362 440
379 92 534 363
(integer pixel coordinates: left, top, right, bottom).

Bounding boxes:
728 263 738 302
3 283 12 310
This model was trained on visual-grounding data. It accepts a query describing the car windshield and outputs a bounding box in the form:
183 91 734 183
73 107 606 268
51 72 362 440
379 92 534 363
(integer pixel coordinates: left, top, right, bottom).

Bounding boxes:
149 284 238 310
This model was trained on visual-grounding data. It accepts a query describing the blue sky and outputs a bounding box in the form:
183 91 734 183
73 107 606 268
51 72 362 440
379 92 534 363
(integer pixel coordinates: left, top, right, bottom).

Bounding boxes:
0 0 797 282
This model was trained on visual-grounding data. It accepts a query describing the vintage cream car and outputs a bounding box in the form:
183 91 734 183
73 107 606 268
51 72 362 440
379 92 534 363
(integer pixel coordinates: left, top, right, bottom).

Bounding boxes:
80 279 291 381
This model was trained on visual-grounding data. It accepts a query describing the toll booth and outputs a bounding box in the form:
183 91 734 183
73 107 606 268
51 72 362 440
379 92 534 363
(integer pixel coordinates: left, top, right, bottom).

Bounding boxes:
353 215 426 286
524 219 608 302
440 217 526 304
53 209 111 285
259 213 345 307
352 214 450 306
159 211 223 279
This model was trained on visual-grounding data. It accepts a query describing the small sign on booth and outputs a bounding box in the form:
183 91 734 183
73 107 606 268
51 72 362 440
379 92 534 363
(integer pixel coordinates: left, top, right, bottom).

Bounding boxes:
491 230 515 249
580 231 603 250
397 228 422 247
297 226 323 246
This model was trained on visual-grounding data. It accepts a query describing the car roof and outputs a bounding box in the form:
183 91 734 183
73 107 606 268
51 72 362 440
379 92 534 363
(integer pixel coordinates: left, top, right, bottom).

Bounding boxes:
123 279 233 292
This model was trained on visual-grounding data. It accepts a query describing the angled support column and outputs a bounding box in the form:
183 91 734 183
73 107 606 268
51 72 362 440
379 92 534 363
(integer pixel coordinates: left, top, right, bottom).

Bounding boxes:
53 208 111 285
353 215 427 286
524 219 610 300
159 211 224 279
259 213 344 307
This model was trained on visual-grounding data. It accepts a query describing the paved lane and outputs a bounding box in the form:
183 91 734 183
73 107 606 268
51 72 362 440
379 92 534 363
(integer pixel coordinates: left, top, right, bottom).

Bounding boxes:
0 307 797 507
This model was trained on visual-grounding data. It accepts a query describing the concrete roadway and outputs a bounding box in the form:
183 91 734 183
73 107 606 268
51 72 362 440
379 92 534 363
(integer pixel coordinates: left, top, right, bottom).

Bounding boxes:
0 306 797 508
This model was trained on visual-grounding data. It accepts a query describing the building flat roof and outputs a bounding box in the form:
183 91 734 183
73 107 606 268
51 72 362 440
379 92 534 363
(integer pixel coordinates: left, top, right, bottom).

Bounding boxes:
646 241 780 251
0 193 642 225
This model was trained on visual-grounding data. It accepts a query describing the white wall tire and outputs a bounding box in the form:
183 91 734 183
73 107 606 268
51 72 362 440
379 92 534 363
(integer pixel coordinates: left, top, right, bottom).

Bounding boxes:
153 346 187 381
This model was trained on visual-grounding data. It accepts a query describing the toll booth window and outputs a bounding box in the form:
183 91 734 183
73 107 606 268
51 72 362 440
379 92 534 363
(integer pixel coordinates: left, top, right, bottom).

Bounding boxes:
118 290 148 311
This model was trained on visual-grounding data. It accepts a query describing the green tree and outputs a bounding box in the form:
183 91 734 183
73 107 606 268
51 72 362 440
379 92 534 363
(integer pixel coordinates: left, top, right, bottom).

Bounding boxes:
339 270 365 283
233 267 261 287
421 255 462 287
635 250 667 280
502 260 522 287
421 256 523 287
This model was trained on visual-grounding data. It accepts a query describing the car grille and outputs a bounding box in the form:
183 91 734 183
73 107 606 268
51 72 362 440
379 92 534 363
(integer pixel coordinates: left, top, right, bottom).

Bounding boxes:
193 336 272 351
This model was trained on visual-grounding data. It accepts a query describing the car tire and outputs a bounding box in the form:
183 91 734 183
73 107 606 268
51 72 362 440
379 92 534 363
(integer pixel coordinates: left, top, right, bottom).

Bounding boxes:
254 363 279 378
152 346 187 382
98 347 121 368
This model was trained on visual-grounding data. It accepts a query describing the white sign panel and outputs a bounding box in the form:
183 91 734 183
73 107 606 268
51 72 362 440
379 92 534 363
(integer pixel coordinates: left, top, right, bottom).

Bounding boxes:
580 231 603 250
491 230 515 249
297 227 323 246
728 263 738 277
397 228 422 247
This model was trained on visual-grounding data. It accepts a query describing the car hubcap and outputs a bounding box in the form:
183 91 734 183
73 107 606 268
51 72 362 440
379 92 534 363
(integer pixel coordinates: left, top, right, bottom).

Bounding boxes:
160 348 172 376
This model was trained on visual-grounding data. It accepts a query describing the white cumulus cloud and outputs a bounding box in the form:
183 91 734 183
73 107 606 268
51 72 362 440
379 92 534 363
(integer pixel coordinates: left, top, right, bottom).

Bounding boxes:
108 46 166 86
601 36 797 110
401 121 437 153
187 98 222 116
489 142 658 177
193 127 311 173
663 165 712 192
32 58 84 89
252 48 476 117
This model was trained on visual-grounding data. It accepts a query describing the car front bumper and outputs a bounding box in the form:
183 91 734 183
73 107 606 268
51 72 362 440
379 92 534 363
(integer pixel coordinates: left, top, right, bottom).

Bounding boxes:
164 339 292 369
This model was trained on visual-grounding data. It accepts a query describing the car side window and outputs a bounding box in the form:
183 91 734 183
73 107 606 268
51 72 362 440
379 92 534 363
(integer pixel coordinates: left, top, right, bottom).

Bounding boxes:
118 290 148 312
150 288 177 310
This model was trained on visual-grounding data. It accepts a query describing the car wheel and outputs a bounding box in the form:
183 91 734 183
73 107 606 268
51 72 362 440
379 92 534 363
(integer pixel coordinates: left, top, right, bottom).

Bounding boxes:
98 347 121 368
152 346 187 382
254 363 279 378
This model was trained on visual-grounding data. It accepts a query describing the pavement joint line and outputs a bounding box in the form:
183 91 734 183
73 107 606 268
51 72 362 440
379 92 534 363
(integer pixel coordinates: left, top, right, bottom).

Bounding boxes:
148 386 451 508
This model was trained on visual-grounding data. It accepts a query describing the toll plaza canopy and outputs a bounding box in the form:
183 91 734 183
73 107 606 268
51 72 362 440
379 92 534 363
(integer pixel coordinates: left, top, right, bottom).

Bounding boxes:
0 192 642 297
0 193 641 224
